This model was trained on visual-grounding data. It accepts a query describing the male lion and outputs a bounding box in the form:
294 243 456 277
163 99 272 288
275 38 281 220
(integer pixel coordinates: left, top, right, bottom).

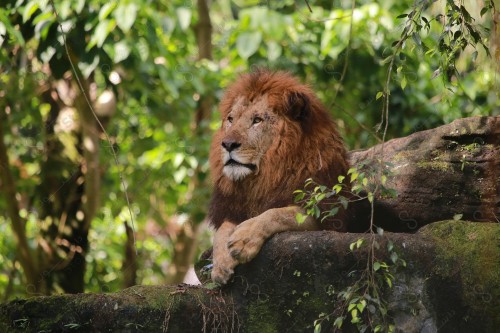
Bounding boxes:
208 70 349 284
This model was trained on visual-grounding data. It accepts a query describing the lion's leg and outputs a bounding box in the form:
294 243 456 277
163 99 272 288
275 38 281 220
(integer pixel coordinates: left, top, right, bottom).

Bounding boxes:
227 206 319 264
211 221 239 285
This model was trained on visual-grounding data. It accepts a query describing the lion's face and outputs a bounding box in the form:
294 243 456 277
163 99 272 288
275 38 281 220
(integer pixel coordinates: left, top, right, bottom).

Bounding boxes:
220 95 278 181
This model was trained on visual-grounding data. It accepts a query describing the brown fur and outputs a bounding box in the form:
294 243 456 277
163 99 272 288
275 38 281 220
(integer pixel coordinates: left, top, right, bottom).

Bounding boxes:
208 70 350 231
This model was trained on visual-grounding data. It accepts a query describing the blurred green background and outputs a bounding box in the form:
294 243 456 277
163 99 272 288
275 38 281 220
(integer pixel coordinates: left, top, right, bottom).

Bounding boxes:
0 0 497 299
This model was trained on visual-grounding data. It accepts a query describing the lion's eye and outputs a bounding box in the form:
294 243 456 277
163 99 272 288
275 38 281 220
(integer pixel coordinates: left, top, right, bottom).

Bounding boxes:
227 116 233 123
253 117 263 124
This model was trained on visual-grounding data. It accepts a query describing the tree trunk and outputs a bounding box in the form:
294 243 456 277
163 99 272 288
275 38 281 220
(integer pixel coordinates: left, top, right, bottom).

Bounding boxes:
123 221 137 288
165 0 214 283
0 110 39 291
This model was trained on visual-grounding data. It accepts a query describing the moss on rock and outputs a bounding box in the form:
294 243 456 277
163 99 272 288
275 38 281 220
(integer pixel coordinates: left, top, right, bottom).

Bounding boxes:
420 221 500 328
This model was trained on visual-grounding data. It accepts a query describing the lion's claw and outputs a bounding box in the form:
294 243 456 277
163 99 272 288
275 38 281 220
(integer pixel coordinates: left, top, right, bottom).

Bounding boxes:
211 265 234 285
229 247 241 259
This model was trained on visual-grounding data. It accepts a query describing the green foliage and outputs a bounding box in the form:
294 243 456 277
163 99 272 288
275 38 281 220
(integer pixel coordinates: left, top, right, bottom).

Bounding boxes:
294 162 396 226
294 163 407 332
312 236 407 333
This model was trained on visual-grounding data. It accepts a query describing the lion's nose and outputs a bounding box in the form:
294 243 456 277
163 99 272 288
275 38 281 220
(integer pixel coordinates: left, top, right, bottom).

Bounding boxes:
221 140 241 152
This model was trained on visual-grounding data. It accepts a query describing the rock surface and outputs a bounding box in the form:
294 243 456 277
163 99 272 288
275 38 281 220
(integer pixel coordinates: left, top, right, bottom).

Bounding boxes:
1 221 499 332
348 116 499 232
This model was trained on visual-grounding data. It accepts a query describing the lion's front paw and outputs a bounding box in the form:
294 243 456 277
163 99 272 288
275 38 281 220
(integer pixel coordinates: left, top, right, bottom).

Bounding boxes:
211 264 234 285
211 250 238 285
227 221 266 264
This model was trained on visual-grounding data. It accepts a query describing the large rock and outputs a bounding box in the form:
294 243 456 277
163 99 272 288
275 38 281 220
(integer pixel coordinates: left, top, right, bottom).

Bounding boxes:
349 116 499 232
1 221 499 332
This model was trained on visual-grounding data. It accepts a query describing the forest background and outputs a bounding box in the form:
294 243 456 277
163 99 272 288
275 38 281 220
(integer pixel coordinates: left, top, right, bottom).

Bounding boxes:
0 0 497 299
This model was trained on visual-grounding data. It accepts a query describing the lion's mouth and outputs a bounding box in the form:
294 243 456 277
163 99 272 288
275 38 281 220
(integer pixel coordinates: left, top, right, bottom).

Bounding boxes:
224 159 256 171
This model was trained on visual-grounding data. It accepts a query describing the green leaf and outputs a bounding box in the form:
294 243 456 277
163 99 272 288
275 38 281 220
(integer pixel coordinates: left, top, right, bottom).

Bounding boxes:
396 13 408 19
99 2 116 21
411 32 422 47
294 192 305 202
75 0 86 14
313 206 321 218
453 213 463 221
339 197 349 210
480 7 489 17
0 22 4 46
33 14 54 40
471 51 478 62
333 316 343 329
350 172 358 183
314 323 321 333
333 184 342 194
401 76 407 90
88 20 116 49
390 251 398 264
295 213 307 224
236 31 262 59
328 207 339 217
23 2 39 23
266 40 282 61
357 300 366 313
115 3 138 33
350 309 359 323
78 54 99 79
337 175 345 183
176 7 192 31
114 41 130 63
373 262 381 271
367 192 374 203
376 91 383 100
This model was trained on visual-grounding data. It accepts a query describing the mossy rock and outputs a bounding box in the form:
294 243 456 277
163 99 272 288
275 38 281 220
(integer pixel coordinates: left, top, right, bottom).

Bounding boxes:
420 221 500 331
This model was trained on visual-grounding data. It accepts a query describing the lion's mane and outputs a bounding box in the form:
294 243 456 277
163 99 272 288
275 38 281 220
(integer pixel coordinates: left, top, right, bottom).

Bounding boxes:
208 70 349 231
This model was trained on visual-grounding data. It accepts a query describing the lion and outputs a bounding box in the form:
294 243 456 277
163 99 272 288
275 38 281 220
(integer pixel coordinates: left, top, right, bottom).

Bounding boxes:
208 69 350 284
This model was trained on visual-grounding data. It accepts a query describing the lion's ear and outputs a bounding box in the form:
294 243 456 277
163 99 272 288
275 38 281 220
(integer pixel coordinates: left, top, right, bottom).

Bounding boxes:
286 92 311 122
